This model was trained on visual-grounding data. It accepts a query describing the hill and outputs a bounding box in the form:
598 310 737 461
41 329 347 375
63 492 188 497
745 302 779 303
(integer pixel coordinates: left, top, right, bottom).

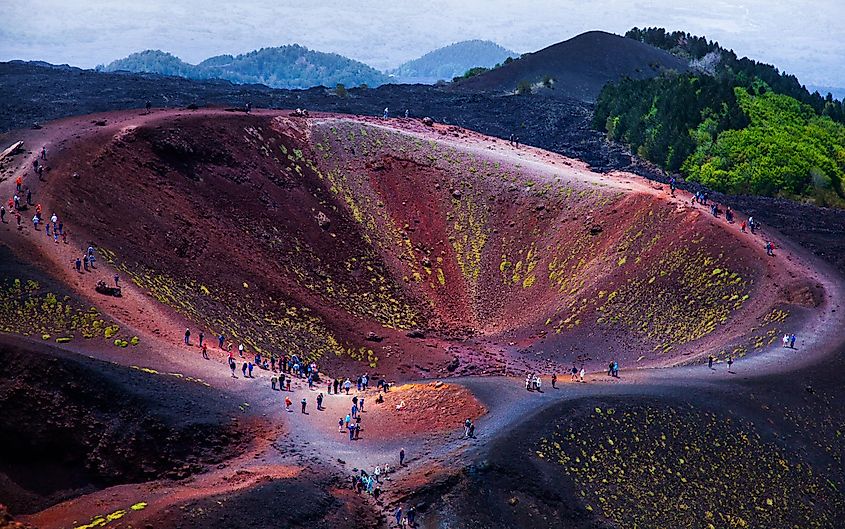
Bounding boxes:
454 31 688 102
98 46 390 90
390 40 516 84
596 27 845 206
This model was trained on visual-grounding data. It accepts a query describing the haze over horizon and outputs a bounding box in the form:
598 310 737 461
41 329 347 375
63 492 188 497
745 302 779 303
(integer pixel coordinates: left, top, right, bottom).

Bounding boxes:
1 0 842 87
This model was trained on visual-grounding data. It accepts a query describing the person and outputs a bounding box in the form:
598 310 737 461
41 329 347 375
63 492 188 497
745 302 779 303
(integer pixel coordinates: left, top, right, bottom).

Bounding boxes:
198 331 204 347
407 506 416 526
352 404 358 419
727 355 734 372
790 333 796 348
317 392 324 410
333 378 339 394
726 207 734 223
344 378 352 394
32 215 40 230
339 417 345 432
284 396 292 411
359 397 365 412
75 257 82 272
349 423 355 441
765 241 774 256
400 448 405 466
229 357 236 377
534 375 542 392
515 136 520 148
525 374 532 391
201 343 209 359
740 221 747 233
464 418 472 438
0 206 5 223
301 398 307 413
245 101 252 113
509 133 514 146
355 423 361 439
218 334 225 349
114 274 120 287
26 189 32 205
286 378 291 391
271 376 278 390
248 362 254 378
383 107 389 119
404 109 409 118
241 362 248 377
551 373 557 388
184 328 191 345
579 367 585 383
613 360 619 378
15 176 22 192
145 101 152 113
708 355 714 369
395 507 403 527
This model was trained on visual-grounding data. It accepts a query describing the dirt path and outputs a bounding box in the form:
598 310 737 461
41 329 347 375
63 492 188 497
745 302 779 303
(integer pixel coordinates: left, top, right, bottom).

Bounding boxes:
3 109 845 529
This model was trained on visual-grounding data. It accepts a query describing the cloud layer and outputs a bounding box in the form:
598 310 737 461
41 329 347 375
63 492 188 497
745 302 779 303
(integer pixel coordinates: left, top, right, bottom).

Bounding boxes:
1 0 842 86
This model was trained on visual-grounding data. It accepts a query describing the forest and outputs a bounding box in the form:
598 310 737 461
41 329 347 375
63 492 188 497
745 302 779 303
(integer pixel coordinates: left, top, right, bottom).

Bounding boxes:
99 46 389 90
593 28 845 205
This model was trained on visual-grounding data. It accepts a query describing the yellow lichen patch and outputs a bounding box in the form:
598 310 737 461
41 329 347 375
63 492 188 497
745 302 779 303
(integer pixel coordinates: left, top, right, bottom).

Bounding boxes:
0 279 129 345
537 404 841 528
596 247 750 350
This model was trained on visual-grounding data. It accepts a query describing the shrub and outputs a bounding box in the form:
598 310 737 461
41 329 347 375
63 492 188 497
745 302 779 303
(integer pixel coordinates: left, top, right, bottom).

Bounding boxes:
335 83 347 98
516 80 532 95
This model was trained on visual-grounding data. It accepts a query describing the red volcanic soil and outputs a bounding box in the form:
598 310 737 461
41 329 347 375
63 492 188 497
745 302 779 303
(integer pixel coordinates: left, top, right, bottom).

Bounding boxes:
1 108 844 529
0 107 831 378
362 382 486 440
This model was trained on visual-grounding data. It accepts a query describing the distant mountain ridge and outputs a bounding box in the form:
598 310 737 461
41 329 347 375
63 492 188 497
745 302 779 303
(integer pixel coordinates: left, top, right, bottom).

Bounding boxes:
390 40 516 84
453 31 689 102
99 46 390 90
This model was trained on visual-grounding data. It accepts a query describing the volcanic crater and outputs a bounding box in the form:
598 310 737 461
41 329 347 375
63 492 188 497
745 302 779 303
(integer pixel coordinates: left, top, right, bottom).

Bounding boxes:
32 110 815 375
2 108 843 529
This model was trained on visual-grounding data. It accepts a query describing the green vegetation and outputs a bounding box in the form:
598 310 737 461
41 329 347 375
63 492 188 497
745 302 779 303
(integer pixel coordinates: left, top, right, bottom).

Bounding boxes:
335 83 348 98
684 88 845 203
453 66 490 82
596 27 845 204
626 27 845 120
538 403 843 528
516 80 532 95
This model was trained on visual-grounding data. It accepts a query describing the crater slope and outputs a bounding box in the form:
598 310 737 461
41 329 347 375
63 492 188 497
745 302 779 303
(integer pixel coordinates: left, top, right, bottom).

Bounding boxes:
14 109 819 376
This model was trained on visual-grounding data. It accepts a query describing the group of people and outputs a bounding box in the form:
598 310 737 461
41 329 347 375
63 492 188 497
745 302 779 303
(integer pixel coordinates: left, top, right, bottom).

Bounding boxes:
524 373 542 391
607 360 620 378
394 505 417 527
707 354 735 371
782 333 797 348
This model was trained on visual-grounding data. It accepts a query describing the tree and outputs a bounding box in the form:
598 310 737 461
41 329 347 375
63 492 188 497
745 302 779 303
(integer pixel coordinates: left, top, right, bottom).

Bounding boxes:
335 83 348 97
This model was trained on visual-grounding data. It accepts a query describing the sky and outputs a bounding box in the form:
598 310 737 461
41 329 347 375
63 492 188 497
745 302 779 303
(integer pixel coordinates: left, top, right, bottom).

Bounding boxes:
1 0 843 87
